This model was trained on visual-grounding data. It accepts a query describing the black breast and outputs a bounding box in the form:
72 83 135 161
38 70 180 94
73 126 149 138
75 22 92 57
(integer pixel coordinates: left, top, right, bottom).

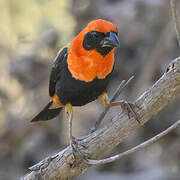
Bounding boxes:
55 59 113 106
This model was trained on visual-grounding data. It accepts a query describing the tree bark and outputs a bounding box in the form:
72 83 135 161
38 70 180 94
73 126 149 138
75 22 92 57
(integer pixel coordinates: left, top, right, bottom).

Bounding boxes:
22 56 180 180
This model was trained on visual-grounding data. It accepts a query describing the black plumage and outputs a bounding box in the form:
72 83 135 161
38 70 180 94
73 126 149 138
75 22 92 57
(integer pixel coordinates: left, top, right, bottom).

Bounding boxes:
51 46 113 106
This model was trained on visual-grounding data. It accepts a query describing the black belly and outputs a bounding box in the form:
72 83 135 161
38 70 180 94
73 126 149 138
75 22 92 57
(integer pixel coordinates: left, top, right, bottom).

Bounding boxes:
55 61 112 106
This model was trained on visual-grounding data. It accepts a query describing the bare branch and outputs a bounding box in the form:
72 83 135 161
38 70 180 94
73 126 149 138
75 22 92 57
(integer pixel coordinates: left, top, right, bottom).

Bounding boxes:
170 0 180 48
22 56 180 180
87 119 180 165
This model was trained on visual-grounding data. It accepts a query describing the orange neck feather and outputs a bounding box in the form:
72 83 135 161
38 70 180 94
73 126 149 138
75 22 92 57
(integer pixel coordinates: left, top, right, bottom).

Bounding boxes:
67 30 115 82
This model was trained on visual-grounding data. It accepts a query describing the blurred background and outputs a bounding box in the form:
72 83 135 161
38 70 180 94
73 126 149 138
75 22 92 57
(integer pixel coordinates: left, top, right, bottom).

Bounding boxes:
0 0 180 179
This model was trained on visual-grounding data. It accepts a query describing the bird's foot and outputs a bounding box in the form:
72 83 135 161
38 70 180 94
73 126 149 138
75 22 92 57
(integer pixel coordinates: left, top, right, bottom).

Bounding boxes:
117 100 140 123
104 100 140 123
70 136 89 161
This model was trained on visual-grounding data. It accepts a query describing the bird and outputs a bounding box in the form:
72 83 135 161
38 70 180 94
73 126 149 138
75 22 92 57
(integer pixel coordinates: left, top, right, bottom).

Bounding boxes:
31 19 138 160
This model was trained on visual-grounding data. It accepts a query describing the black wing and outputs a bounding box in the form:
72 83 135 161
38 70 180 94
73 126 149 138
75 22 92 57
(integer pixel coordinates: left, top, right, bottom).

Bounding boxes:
49 47 68 97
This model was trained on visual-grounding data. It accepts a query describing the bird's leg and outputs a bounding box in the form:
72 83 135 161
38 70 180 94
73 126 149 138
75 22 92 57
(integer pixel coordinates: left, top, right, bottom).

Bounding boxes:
65 104 88 160
100 92 140 123
65 103 73 147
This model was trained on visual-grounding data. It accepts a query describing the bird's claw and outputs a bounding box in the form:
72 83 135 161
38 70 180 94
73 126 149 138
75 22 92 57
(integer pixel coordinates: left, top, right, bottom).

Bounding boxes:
119 101 140 123
70 136 89 161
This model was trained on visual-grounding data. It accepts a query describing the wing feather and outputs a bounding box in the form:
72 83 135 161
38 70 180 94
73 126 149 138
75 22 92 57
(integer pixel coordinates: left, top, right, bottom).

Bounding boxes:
49 47 68 97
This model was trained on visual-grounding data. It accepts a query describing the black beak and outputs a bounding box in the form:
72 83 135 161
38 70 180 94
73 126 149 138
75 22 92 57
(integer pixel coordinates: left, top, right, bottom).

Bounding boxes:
101 31 120 48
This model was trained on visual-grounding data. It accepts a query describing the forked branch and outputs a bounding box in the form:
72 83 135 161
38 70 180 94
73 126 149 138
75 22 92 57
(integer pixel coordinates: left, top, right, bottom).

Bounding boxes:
21 56 180 180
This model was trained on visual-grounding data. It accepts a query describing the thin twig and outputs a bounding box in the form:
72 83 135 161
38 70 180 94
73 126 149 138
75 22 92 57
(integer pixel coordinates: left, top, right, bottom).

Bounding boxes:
87 119 180 165
110 76 135 103
170 0 180 48
91 76 135 132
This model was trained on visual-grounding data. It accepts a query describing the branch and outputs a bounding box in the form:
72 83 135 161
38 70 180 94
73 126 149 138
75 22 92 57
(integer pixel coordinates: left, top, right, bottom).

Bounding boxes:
86 119 180 165
170 0 180 47
22 56 180 180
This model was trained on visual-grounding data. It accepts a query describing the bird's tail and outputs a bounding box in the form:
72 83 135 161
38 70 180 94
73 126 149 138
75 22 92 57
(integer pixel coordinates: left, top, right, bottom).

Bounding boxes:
31 101 62 122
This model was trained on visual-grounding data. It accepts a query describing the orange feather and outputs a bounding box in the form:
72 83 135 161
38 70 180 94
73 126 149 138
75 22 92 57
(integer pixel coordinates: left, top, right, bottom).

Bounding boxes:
67 19 117 82
50 93 63 109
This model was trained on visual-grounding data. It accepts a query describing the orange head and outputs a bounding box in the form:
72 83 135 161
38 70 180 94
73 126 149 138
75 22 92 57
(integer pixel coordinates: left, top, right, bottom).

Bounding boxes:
68 19 120 82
